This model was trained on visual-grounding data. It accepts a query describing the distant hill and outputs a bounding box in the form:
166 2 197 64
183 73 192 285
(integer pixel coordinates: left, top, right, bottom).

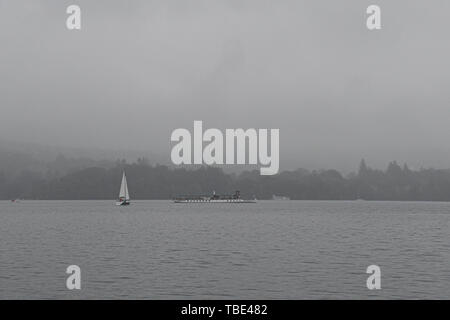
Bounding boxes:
3 156 450 201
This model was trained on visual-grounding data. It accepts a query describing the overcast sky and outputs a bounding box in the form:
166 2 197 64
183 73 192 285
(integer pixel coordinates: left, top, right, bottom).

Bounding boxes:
1 0 450 172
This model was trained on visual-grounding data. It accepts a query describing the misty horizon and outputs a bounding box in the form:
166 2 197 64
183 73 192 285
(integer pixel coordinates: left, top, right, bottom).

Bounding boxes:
2 1 450 173
1 137 448 175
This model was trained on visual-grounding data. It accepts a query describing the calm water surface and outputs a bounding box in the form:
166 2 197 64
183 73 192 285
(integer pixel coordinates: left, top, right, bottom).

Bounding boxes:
0 200 449 299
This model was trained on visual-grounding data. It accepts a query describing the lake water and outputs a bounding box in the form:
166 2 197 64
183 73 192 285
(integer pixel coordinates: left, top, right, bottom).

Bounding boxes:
0 200 449 299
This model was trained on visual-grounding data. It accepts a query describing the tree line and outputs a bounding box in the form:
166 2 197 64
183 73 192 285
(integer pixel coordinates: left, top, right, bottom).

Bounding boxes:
2 157 450 201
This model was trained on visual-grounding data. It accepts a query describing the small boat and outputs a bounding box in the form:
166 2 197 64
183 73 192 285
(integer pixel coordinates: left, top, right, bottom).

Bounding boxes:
272 194 290 200
116 171 130 206
174 190 256 203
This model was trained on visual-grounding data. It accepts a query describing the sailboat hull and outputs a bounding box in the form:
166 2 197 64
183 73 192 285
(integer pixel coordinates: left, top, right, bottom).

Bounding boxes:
115 200 130 206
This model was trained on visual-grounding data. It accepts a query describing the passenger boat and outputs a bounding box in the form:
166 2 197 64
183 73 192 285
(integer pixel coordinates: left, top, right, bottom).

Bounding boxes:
174 190 256 203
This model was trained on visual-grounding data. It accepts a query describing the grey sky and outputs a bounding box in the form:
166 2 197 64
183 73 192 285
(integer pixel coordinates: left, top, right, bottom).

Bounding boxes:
1 0 450 172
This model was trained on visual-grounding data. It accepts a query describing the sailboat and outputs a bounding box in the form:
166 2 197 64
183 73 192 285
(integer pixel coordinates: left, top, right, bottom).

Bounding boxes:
116 171 130 206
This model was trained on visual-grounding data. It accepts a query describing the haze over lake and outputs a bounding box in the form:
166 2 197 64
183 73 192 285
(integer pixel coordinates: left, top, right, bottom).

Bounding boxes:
2 1 450 172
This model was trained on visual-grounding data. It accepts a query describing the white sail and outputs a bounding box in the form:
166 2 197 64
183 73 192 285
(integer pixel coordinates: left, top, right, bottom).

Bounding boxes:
119 171 130 201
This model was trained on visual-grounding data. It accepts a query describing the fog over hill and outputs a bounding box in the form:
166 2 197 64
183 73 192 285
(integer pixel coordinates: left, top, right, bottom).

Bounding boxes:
1 1 450 173
2 144 450 201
